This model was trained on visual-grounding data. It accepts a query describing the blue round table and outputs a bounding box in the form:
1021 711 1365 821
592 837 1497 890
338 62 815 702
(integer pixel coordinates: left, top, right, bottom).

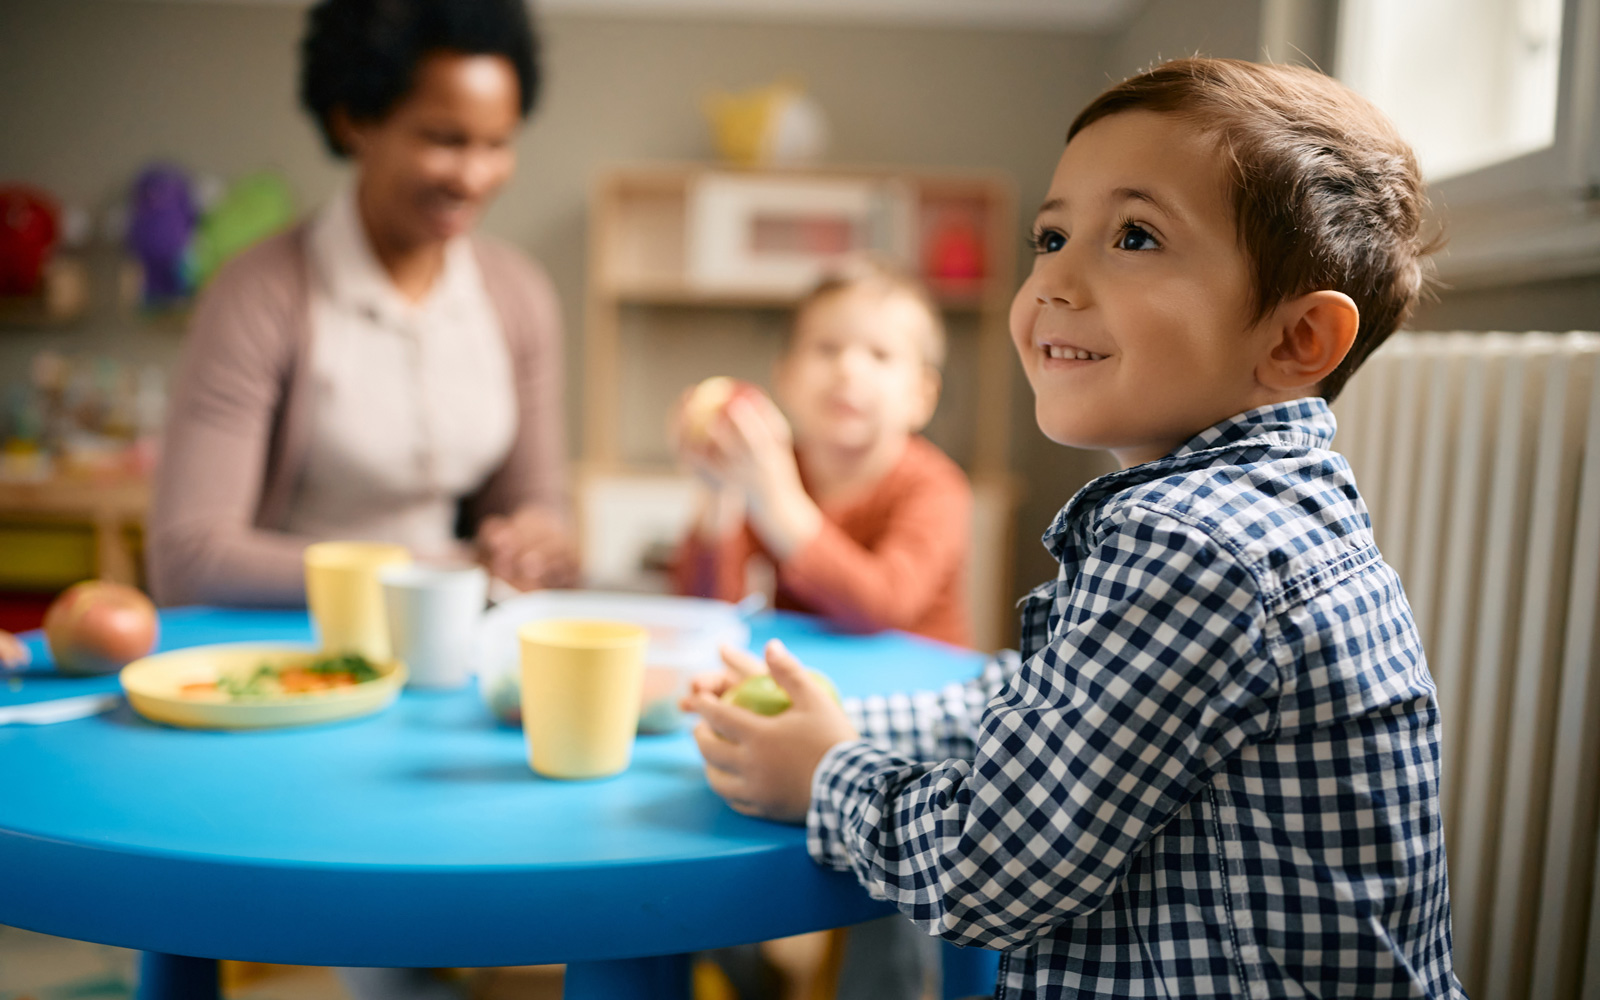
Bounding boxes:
0 607 996 1000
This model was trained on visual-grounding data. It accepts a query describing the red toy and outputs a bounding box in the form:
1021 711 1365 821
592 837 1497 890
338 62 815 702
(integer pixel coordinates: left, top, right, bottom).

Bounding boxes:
0 185 61 297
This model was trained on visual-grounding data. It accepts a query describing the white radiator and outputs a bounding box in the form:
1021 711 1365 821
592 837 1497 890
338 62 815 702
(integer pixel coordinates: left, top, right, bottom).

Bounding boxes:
1332 331 1600 1000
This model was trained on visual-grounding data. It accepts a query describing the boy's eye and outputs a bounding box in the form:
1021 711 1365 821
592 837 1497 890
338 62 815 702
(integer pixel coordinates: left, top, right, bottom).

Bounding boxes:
1032 228 1065 254
1115 222 1160 252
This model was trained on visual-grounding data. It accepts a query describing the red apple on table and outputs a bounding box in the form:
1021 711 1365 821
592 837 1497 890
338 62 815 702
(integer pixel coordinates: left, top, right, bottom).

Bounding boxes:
43 580 159 676
680 376 763 447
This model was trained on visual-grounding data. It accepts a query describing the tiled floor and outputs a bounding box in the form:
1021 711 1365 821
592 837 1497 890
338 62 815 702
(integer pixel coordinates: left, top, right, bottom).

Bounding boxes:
0 927 565 1000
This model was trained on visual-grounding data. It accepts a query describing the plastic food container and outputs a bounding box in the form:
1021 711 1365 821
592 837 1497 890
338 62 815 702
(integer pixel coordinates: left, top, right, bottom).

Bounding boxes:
476 591 750 733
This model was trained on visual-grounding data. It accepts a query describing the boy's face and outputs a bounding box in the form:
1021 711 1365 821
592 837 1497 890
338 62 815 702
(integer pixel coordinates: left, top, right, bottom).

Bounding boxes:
1010 110 1283 468
776 286 939 454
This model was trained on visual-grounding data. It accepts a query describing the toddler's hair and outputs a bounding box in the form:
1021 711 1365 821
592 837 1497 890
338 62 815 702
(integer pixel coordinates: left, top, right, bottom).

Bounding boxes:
795 256 948 370
1070 58 1437 401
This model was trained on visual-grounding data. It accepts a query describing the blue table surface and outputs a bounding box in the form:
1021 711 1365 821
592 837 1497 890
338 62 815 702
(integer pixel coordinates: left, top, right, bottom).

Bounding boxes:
0 607 988 968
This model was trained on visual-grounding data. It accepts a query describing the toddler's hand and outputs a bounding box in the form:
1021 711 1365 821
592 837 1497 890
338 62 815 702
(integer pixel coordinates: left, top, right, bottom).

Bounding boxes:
685 639 859 823
671 386 730 488
714 396 820 561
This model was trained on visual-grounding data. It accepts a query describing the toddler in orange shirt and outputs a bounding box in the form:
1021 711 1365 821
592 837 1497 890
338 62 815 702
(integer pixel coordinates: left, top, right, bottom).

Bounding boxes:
673 260 973 648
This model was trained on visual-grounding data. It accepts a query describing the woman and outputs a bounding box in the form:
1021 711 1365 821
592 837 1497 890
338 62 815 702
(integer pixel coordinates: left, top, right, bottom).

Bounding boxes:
148 0 574 606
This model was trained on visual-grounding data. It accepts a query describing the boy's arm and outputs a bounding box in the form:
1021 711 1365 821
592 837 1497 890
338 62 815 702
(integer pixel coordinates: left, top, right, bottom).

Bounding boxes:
808 505 1278 951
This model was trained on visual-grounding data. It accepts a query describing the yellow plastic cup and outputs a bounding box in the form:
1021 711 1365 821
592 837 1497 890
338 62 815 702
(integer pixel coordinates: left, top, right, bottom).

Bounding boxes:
519 619 648 780
304 541 412 661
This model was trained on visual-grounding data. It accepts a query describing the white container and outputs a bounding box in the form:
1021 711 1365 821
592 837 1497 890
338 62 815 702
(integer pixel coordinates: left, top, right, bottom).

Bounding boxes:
381 564 489 689
476 591 750 733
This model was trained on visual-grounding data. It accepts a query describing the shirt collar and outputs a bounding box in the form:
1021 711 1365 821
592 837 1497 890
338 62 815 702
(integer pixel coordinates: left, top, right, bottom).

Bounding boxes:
308 186 480 328
1040 398 1339 559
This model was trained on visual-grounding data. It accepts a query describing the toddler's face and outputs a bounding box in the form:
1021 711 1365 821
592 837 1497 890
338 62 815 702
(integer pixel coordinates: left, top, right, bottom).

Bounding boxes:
776 286 938 454
1010 110 1282 468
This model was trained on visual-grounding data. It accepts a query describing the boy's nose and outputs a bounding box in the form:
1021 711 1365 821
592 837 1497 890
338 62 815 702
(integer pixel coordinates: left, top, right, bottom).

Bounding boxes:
1034 249 1088 307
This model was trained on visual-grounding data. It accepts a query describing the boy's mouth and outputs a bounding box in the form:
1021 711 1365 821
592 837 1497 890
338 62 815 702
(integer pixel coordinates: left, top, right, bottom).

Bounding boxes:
1039 341 1107 362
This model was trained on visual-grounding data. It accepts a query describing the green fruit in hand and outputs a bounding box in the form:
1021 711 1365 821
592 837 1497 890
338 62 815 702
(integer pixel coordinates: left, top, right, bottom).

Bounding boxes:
722 671 840 715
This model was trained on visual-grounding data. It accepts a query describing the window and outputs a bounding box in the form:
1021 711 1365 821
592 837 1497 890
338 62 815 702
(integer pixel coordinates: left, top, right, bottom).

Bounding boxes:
1336 0 1600 286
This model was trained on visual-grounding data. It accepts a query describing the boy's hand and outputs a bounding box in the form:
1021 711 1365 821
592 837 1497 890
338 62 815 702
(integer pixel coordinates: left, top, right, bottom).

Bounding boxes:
680 641 766 707
685 640 859 823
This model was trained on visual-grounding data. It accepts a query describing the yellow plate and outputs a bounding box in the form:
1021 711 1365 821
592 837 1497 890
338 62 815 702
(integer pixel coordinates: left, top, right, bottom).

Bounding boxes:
120 644 407 730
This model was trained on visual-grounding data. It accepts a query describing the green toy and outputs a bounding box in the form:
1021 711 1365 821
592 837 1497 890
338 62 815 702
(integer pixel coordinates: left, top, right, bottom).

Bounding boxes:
188 172 294 288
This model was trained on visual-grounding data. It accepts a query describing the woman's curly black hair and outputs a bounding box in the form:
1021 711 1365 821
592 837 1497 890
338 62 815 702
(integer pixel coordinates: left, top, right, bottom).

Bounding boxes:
300 0 541 157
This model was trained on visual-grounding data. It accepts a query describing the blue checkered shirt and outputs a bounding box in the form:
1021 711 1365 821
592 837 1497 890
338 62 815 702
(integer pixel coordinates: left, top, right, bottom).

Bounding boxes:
808 400 1463 998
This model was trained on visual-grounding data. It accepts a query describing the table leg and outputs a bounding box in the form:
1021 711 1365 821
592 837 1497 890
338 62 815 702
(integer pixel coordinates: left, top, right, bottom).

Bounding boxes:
563 953 690 1000
136 952 220 1000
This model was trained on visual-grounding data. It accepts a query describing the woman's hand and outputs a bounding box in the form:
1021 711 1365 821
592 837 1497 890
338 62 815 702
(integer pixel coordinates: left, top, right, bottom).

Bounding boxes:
684 640 859 823
477 506 579 591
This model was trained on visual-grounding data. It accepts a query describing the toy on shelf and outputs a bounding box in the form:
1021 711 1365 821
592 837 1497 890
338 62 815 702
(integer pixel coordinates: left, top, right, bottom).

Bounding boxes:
920 201 988 295
703 81 830 168
0 185 59 297
126 164 199 308
188 172 295 289
0 350 166 484
120 165 295 313
0 184 91 326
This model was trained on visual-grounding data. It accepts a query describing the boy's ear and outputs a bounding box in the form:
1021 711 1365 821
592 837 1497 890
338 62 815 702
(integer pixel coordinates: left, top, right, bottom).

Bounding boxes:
1257 290 1359 394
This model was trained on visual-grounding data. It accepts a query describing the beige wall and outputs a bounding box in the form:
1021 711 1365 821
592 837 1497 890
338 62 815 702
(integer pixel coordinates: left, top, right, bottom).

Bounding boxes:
1104 0 1265 80
1412 274 1600 333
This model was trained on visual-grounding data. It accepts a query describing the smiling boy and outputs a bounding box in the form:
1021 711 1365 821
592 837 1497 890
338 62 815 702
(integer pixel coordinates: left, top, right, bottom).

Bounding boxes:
686 58 1462 998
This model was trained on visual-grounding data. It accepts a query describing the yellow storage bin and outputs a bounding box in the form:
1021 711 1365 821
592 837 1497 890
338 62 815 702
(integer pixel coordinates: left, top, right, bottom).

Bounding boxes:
0 523 98 590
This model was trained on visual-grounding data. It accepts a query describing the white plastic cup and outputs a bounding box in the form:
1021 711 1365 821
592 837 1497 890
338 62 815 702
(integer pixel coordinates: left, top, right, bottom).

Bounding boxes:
379 564 489 689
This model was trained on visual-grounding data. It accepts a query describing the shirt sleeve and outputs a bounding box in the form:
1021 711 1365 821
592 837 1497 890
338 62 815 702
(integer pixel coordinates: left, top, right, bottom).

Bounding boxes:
806 503 1279 950
778 460 971 634
146 245 317 607
672 522 759 602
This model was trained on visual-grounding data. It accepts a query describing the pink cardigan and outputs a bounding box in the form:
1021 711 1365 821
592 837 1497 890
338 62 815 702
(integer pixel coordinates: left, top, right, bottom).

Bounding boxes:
147 225 567 607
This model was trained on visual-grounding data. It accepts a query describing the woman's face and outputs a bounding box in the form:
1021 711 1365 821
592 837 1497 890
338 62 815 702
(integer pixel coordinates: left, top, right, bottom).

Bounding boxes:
339 52 521 249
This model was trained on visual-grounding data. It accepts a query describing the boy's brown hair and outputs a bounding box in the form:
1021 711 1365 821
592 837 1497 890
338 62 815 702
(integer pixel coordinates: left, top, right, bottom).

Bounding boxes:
1070 57 1436 401
794 256 948 370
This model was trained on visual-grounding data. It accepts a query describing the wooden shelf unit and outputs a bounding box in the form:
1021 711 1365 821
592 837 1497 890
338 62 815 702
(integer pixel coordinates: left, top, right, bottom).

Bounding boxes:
581 163 1022 649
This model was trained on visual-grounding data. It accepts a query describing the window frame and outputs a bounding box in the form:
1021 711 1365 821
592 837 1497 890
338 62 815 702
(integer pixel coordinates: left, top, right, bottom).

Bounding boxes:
1336 0 1600 288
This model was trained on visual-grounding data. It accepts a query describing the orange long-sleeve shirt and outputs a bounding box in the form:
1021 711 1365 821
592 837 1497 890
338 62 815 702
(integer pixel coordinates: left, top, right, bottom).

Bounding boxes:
673 436 973 647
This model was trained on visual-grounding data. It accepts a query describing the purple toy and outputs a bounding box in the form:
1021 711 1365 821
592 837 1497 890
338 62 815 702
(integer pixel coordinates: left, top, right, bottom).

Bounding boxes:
126 164 198 306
